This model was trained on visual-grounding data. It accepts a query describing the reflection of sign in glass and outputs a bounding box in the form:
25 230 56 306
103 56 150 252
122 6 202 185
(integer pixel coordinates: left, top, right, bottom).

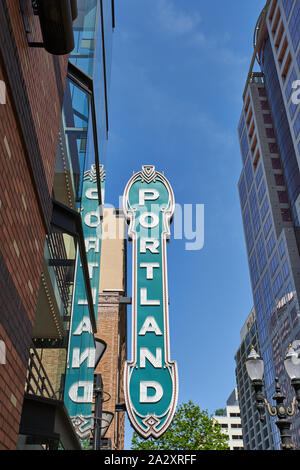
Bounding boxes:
123 166 178 439
64 164 103 439
276 291 295 311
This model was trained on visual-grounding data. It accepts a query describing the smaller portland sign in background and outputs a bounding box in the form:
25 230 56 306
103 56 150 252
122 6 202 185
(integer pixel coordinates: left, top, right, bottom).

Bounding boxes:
123 165 178 439
64 164 105 439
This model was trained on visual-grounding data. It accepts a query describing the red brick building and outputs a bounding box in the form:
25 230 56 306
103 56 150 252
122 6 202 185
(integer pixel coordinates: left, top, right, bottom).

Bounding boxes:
0 1 69 450
0 0 115 450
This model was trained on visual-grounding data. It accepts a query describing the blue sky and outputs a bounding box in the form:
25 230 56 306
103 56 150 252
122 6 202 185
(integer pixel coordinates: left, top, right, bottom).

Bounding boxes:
104 0 266 448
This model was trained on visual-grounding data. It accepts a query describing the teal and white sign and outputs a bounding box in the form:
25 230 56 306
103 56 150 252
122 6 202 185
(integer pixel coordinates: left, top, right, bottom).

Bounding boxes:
64 164 105 439
123 165 178 439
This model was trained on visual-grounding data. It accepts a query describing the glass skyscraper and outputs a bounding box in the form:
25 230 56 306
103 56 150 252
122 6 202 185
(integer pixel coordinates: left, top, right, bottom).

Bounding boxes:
238 0 300 449
235 308 274 449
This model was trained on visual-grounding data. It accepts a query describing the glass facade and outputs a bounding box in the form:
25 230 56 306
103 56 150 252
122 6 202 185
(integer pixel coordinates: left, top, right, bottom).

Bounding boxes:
32 229 79 402
70 0 114 180
289 1 300 52
261 39 300 225
32 0 115 447
53 77 93 210
62 0 114 440
239 140 300 448
238 0 300 448
282 0 295 20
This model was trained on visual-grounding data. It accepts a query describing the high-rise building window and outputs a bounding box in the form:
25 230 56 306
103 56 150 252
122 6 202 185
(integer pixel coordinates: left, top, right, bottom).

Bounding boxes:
282 260 290 279
245 157 254 190
261 100 270 110
243 204 254 254
239 175 248 208
264 214 272 238
262 271 273 316
254 287 267 344
281 208 293 221
278 239 286 258
250 252 259 287
239 115 245 138
258 179 266 203
271 158 282 169
269 142 279 153
285 68 296 101
256 234 267 273
289 100 297 119
275 174 285 185
282 0 295 20
250 187 261 237
261 197 270 221
241 132 250 163
258 87 267 97
256 164 263 187
266 231 276 257
291 306 298 328
293 111 300 138
263 113 273 124
266 127 276 138
270 251 279 277
288 2 300 51
277 190 289 203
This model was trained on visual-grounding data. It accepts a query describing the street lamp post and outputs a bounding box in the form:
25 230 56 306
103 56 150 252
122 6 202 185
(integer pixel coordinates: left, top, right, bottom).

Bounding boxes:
94 374 103 451
93 374 114 450
246 344 300 450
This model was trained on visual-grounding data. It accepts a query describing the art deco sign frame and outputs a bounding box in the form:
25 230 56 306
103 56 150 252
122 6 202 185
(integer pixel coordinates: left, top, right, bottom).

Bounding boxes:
123 165 178 439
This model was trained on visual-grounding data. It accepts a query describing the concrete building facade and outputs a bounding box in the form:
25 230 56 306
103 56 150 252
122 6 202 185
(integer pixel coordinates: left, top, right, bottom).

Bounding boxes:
213 389 244 450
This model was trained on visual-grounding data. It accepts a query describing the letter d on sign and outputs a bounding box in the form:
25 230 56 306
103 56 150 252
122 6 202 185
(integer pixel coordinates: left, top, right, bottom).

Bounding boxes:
140 381 163 403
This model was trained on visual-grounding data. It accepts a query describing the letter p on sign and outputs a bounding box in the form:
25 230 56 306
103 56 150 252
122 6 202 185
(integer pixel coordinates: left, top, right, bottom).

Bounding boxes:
0 81 6 105
0 340 6 365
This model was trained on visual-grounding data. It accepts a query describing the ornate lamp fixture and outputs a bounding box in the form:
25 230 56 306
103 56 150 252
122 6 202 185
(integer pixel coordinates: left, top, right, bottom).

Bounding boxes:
246 345 300 450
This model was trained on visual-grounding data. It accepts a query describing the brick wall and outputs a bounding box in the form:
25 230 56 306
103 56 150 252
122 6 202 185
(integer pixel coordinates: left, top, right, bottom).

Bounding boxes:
0 0 68 449
95 293 127 450
7 0 67 194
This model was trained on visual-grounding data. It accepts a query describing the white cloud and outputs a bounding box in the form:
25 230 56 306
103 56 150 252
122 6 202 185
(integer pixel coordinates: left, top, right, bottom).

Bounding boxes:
155 0 248 67
157 0 202 36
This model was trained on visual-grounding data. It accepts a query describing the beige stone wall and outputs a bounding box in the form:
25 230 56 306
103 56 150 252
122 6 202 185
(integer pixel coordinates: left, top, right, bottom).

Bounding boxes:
95 209 127 450
99 209 127 292
36 347 66 398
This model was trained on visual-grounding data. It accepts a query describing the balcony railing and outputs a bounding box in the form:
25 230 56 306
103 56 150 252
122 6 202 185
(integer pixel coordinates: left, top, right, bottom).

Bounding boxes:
25 344 57 399
46 232 75 317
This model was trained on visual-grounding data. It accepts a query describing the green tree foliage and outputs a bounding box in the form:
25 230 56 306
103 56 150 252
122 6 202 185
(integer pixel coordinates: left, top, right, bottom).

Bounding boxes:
79 438 91 450
215 408 226 416
131 401 229 450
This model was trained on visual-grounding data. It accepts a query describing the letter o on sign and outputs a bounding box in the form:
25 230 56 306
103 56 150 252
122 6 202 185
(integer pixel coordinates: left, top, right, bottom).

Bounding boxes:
139 212 159 228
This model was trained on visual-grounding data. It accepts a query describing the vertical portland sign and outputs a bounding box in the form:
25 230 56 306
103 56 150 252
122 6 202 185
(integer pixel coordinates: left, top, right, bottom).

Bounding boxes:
64 164 105 439
123 165 178 439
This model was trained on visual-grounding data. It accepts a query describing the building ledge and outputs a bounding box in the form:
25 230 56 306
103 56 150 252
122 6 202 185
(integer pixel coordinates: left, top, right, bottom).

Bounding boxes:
18 393 82 450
